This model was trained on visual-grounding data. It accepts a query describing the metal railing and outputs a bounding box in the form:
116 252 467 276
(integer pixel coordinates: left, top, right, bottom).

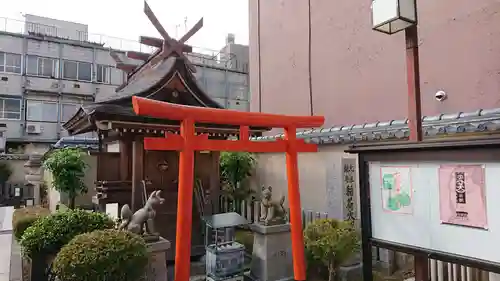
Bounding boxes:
0 17 249 72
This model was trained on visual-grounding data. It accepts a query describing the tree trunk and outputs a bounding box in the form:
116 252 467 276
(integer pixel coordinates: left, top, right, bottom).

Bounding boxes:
328 262 337 281
69 196 76 209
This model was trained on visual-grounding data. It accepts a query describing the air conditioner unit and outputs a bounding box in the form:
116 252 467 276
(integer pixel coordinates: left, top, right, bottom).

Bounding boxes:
26 123 42 134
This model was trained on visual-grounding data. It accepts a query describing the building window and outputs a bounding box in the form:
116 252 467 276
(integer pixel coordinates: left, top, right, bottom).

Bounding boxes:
0 52 22 74
96 64 111 84
26 100 58 122
0 97 21 120
26 55 59 78
61 103 81 122
62 60 92 81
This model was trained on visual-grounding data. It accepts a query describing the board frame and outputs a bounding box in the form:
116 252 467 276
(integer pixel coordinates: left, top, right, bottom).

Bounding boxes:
346 136 500 281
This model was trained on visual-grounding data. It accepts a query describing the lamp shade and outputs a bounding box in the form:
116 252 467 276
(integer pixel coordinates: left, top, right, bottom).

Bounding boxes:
371 0 417 34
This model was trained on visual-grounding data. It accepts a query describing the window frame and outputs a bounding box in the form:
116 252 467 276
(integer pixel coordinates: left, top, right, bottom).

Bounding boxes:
25 99 59 123
26 55 59 78
62 60 92 82
0 52 22 74
60 102 83 123
96 64 111 84
0 97 22 120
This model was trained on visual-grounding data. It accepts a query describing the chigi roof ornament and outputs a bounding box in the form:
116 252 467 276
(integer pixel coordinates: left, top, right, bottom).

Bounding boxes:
143 1 203 72
110 1 203 78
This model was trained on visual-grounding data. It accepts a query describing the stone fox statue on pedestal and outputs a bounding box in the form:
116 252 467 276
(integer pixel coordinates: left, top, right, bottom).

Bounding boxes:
260 186 287 225
119 190 165 235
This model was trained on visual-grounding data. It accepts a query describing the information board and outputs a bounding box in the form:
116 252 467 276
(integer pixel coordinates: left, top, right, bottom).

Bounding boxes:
369 162 498 263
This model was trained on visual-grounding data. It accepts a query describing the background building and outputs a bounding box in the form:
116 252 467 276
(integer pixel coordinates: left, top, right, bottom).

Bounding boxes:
0 15 249 152
248 0 500 126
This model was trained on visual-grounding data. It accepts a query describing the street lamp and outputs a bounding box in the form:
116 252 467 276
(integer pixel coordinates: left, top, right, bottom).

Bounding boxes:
370 1 427 281
371 0 422 141
371 0 417 34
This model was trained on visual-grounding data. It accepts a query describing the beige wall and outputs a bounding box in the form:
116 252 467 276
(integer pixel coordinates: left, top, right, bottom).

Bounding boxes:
45 154 97 212
253 145 359 220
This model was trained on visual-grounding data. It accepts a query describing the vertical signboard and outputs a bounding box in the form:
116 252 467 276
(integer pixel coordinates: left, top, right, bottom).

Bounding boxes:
342 158 357 224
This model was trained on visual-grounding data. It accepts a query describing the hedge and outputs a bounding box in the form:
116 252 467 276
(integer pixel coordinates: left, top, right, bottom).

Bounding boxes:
20 209 114 259
52 229 149 281
12 206 51 241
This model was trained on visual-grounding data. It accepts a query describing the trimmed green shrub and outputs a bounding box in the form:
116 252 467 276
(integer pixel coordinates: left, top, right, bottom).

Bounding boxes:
53 229 149 281
304 219 360 281
20 209 114 259
12 207 51 241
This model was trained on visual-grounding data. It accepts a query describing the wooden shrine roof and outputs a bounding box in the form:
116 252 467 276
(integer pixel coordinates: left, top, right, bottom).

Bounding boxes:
63 1 268 137
63 56 268 136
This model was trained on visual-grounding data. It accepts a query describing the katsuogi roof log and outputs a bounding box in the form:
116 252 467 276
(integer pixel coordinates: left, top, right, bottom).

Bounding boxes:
63 1 269 137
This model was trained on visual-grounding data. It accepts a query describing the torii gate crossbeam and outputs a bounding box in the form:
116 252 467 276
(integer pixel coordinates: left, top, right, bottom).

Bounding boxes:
132 96 325 281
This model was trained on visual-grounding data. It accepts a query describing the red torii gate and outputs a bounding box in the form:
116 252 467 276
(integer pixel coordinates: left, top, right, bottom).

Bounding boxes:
132 96 325 281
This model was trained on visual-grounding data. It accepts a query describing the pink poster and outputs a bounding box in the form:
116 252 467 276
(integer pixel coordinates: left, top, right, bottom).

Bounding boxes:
439 164 487 229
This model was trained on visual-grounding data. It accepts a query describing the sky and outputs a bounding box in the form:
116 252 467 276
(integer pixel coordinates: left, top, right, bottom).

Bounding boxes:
1 0 249 53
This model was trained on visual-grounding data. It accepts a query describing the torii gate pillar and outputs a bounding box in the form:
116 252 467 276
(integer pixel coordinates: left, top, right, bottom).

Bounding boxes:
132 96 324 281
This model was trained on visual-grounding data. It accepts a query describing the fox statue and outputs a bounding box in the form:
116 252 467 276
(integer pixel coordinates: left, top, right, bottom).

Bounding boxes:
118 190 165 235
260 186 287 225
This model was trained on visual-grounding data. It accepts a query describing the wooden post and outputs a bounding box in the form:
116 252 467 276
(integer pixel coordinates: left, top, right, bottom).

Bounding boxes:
131 138 144 212
119 139 132 181
405 25 423 142
209 151 220 214
174 118 195 281
284 125 306 281
405 25 427 280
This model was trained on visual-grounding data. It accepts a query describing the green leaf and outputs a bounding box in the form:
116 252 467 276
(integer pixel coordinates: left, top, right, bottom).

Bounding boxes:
220 152 256 201
43 148 88 208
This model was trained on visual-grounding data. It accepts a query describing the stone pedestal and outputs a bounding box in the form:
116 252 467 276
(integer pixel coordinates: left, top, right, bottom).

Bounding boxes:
249 223 293 281
338 253 362 281
144 237 171 281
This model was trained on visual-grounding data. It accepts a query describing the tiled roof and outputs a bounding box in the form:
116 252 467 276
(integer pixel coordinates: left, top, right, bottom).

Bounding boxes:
0 154 29 161
52 136 100 150
254 108 500 145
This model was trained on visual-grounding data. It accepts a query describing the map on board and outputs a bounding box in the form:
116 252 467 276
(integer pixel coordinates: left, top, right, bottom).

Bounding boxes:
380 166 413 214
439 164 487 229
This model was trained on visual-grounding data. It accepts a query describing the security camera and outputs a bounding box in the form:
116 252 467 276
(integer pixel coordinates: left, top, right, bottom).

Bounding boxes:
435 90 447 102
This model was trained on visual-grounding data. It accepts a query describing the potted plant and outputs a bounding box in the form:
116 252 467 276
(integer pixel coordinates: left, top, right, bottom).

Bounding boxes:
43 147 88 209
304 219 361 281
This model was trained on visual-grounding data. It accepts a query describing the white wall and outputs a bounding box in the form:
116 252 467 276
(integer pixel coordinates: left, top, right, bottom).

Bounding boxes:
253 145 360 220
